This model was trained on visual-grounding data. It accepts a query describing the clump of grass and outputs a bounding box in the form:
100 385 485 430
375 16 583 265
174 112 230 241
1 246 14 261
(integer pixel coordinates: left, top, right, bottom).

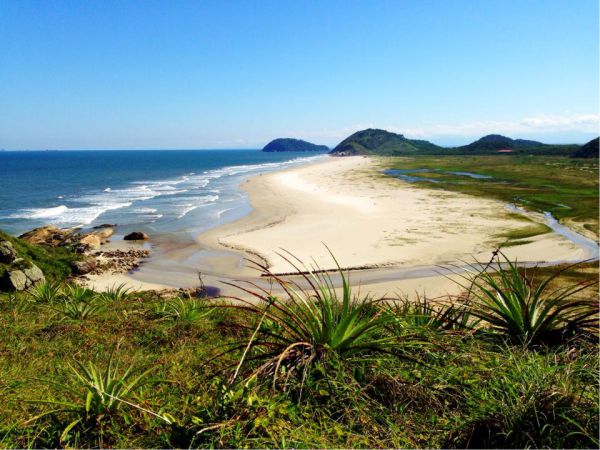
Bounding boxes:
210 250 406 390
28 346 155 445
29 280 63 304
455 252 598 346
46 284 105 320
386 295 475 331
150 296 211 325
446 348 599 449
98 283 131 303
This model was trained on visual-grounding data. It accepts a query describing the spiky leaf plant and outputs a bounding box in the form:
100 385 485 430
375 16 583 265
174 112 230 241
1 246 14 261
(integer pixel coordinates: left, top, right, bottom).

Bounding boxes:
98 283 131 302
151 296 211 325
454 252 598 346
28 346 154 443
47 284 105 320
29 280 63 304
386 295 476 332
210 250 415 389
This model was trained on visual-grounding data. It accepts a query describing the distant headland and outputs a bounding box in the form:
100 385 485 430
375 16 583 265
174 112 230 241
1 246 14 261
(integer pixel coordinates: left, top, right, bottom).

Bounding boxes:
262 138 329 152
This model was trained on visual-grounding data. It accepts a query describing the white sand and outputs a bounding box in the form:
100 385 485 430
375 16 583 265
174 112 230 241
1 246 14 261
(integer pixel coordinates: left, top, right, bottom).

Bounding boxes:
200 156 587 276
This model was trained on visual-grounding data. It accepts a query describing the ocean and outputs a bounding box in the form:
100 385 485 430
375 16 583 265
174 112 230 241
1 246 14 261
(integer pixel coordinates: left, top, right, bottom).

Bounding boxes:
0 150 327 237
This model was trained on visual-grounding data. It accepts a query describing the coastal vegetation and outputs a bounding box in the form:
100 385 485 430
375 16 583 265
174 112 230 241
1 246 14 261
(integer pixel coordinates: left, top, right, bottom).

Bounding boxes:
0 247 597 448
381 155 599 238
329 128 594 157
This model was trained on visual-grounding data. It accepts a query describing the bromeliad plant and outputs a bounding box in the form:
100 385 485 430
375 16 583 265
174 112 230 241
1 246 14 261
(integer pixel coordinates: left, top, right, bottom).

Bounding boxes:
28 346 156 444
46 284 105 320
453 252 598 346
386 295 476 332
29 280 64 304
98 283 132 303
210 250 412 389
150 296 212 325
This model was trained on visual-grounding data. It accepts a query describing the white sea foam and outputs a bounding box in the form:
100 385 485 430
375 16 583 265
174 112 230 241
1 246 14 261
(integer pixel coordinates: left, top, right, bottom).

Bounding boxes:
5 153 326 228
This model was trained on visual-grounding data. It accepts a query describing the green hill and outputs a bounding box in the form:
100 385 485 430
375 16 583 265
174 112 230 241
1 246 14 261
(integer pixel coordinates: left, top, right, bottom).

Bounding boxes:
262 138 329 152
330 129 581 156
329 129 441 156
454 134 578 155
572 137 599 158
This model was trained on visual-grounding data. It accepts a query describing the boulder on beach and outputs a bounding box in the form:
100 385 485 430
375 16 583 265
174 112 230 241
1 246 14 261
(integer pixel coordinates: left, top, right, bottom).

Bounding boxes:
70 257 97 275
93 227 114 240
77 234 101 250
124 231 149 241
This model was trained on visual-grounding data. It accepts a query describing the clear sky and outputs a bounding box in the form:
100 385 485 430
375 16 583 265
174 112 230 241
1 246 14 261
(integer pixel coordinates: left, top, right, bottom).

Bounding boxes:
0 0 598 149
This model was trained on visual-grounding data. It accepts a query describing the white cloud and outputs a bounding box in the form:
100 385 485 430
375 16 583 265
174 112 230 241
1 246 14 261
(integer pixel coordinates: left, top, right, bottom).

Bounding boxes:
392 114 599 139
283 113 599 146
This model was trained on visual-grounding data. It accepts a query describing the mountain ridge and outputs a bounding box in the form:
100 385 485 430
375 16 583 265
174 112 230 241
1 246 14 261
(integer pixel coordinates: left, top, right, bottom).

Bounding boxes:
329 129 591 157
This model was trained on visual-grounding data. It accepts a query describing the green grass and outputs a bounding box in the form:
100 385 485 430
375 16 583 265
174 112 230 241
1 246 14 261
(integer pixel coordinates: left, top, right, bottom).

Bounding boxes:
0 256 597 448
381 155 599 238
0 230 80 282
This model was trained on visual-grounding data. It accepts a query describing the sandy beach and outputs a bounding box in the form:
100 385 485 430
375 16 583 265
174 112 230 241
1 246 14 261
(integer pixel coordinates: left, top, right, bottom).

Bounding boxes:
201 157 586 263
88 156 593 298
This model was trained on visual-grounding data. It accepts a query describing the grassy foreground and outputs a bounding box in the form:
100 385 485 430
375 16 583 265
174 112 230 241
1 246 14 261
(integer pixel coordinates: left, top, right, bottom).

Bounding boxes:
0 255 598 449
381 155 599 238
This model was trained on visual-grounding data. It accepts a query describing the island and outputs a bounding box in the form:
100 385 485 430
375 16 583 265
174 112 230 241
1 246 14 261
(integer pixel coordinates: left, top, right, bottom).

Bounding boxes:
262 138 329 152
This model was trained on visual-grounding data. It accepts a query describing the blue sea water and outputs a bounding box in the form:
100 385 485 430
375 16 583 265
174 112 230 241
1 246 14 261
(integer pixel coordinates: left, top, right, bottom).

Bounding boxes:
0 150 327 236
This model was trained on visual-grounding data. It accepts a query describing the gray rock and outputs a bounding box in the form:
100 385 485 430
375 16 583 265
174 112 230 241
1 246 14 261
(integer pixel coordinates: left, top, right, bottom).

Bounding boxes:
0 241 16 264
71 258 97 275
1 269 28 291
0 263 45 291
23 264 45 284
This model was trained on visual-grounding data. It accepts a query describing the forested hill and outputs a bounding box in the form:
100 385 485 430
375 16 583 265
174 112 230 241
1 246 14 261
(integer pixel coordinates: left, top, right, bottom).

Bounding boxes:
329 129 441 156
262 138 329 152
329 129 588 157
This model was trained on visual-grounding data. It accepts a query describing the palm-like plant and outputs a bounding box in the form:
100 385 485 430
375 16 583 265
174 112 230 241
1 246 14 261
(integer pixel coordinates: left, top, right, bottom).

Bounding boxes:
386 295 475 331
454 252 598 346
29 347 154 443
48 284 105 320
151 296 211 325
29 280 63 304
98 283 131 302
210 250 406 389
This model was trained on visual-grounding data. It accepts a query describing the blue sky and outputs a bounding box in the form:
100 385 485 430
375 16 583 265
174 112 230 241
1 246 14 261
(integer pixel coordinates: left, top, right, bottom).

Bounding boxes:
0 0 598 149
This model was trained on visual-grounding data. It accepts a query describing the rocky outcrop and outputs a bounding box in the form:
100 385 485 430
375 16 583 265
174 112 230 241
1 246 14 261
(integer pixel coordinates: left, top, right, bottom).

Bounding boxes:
0 239 46 291
94 227 114 240
0 241 17 264
19 225 76 246
19 224 115 252
77 234 101 251
0 262 45 291
78 249 150 277
124 231 149 241
70 258 97 275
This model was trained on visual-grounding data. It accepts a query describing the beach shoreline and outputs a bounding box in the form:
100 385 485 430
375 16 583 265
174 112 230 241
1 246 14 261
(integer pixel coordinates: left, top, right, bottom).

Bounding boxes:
84 155 596 298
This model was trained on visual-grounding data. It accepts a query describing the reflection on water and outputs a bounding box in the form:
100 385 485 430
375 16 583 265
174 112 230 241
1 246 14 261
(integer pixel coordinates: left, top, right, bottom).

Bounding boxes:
383 168 493 183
